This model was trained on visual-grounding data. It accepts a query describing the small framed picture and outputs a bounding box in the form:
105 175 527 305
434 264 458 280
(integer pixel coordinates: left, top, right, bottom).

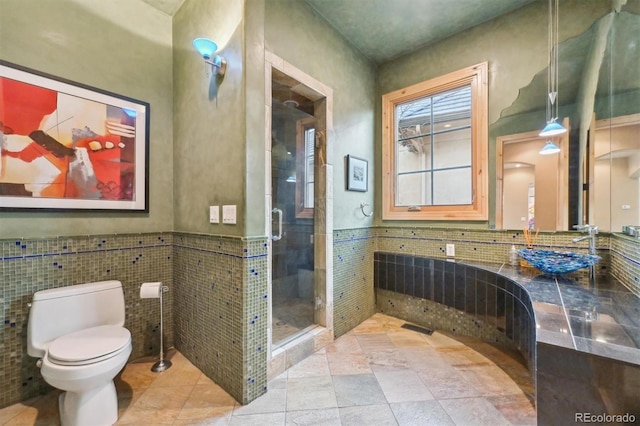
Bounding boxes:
346 155 368 192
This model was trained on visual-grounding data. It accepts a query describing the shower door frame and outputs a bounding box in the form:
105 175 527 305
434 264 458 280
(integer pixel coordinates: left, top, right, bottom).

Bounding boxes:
264 51 334 359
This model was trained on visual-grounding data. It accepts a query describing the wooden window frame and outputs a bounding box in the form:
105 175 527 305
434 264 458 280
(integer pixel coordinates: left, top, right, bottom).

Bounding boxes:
382 62 488 221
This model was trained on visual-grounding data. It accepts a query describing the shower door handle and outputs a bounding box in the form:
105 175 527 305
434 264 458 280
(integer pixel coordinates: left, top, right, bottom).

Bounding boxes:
272 208 283 241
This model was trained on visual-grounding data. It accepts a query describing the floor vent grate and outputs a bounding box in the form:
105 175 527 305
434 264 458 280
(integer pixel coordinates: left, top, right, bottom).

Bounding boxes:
401 323 434 335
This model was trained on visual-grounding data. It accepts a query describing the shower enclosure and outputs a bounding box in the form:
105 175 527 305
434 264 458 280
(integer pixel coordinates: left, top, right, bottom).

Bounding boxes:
270 80 316 347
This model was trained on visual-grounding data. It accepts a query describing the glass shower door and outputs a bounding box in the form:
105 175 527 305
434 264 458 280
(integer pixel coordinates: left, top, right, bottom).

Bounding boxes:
271 97 316 347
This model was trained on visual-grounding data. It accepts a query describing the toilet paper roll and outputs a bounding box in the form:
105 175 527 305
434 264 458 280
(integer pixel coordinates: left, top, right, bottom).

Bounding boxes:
140 282 162 299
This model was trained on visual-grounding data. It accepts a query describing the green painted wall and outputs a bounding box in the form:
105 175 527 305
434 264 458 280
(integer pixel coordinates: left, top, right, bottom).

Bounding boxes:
375 0 611 229
0 0 174 238
264 0 377 231
173 0 246 236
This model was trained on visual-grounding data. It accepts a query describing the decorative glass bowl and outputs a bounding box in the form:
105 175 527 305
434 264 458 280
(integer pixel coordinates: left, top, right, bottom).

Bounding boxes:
518 249 601 275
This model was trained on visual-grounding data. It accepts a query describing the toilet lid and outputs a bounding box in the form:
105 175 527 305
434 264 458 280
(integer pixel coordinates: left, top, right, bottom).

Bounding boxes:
48 325 131 365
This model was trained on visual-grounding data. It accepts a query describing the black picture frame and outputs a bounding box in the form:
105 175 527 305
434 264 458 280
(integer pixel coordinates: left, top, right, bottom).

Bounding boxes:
346 155 368 192
0 61 150 212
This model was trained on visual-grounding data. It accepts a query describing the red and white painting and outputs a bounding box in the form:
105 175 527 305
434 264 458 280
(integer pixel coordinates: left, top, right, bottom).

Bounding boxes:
0 62 148 211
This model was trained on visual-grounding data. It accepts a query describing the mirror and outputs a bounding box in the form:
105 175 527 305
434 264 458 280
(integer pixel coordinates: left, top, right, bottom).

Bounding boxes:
493 3 640 231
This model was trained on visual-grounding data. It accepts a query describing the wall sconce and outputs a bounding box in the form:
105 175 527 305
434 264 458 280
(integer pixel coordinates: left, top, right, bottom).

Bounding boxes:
193 38 227 77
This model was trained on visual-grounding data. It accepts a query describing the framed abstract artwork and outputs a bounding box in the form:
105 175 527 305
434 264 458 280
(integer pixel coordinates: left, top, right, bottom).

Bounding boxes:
0 61 150 211
346 155 368 192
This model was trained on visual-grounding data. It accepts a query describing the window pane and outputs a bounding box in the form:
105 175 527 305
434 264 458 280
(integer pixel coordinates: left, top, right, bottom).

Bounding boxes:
397 139 431 174
304 128 315 209
433 127 471 169
397 98 432 139
433 85 471 128
433 168 472 205
397 172 432 206
305 182 314 208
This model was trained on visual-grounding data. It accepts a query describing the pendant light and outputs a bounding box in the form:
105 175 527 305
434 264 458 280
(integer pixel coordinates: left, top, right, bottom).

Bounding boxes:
540 0 566 137
539 141 561 155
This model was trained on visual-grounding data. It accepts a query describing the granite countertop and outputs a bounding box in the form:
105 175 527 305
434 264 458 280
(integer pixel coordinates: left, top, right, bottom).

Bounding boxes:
460 260 640 366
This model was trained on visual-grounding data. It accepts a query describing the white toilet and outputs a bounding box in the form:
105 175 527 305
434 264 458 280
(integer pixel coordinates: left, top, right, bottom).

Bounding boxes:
27 280 132 426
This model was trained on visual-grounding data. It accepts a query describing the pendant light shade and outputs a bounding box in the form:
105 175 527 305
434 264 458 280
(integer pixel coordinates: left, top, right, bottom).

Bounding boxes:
539 141 561 155
539 119 566 137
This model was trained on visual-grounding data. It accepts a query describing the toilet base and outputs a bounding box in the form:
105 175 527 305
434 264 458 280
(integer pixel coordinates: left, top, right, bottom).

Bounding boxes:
58 380 118 426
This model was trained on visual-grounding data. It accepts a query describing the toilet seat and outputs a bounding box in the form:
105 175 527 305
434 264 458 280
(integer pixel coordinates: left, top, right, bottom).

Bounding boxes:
47 325 131 366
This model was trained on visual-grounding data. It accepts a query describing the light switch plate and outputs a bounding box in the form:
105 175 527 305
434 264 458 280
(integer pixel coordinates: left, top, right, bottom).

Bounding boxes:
446 244 455 257
222 205 236 224
209 206 219 223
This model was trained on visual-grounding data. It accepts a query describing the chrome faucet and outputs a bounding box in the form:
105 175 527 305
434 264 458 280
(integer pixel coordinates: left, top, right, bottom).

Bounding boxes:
572 224 598 255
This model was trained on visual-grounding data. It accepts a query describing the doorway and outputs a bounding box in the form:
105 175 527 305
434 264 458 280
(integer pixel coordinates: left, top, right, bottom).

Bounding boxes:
265 53 333 359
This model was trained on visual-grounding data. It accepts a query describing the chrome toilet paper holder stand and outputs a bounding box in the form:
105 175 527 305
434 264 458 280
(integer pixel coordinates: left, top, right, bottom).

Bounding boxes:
152 285 171 373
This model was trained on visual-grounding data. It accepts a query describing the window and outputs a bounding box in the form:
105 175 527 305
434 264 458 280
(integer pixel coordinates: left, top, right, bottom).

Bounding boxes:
382 63 488 221
296 117 315 218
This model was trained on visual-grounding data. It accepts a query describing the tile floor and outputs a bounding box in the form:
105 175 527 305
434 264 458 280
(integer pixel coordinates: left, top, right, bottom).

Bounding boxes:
0 313 536 425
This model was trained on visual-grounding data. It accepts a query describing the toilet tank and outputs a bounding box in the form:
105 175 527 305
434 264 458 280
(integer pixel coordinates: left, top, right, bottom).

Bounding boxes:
27 280 126 358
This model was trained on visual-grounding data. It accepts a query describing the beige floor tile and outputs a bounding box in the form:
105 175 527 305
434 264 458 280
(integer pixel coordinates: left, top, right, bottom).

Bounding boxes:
423 331 466 348
287 351 331 378
434 345 494 367
232 388 285 416
285 408 341 426
456 365 525 397
131 384 193 411
177 405 235 423
339 404 397 426
375 369 435 403
116 407 181 425
355 333 396 352
439 397 512 426
181 383 238 411
390 400 455 426
486 394 537 425
0 401 30 424
229 412 285 426
365 349 409 373
117 386 147 418
326 351 371 375
173 416 231 426
115 361 158 389
417 366 482 399
400 346 450 370
387 329 431 347
3 391 61 426
333 374 387 407
149 364 203 388
286 376 337 411
324 334 361 353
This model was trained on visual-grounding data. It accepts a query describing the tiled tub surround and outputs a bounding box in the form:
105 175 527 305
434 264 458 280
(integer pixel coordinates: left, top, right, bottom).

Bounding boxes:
374 252 640 423
172 233 269 404
0 233 174 408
